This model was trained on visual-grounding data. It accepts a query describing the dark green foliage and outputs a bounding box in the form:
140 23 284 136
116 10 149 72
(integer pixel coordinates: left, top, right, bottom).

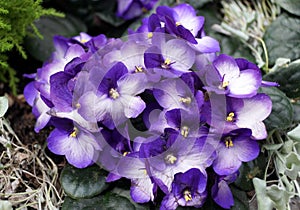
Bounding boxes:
263 61 300 99
259 87 294 131
0 0 63 94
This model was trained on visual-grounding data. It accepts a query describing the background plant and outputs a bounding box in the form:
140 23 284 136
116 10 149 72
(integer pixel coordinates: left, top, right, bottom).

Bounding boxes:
0 0 62 94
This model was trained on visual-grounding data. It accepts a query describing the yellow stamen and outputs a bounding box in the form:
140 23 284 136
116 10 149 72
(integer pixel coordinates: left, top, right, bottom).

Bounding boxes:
179 97 192 105
225 137 234 148
176 22 181 26
165 154 177 164
69 127 78 138
135 66 144 73
147 32 153 39
109 88 120 99
222 81 229 88
226 112 235 122
180 126 189 138
139 169 148 175
183 190 192 201
75 103 81 109
81 39 88 44
123 151 130 156
164 58 171 65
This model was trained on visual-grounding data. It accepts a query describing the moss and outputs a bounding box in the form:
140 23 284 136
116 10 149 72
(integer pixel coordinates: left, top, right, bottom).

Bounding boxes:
0 0 63 94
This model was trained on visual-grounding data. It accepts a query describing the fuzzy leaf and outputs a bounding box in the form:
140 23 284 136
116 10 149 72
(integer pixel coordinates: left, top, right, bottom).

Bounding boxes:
259 87 294 130
60 164 109 199
284 152 300 180
263 14 300 66
0 200 12 210
252 178 274 210
274 0 300 16
0 96 8 117
263 60 300 98
288 124 300 141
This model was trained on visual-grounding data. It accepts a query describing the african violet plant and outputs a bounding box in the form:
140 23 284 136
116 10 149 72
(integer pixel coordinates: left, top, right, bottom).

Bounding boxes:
24 1 300 209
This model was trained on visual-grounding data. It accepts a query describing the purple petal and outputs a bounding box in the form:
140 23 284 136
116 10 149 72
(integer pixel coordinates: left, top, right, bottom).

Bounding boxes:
78 91 111 122
173 4 204 36
24 82 37 106
162 39 195 72
144 46 164 68
236 94 272 139
191 36 220 53
50 72 73 112
47 129 70 155
213 54 239 81
261 80 279 87
234 138 260 162
161 194 178 210
130 178 155 203
121 96 146 118
228 69 261 98
213 146 241 175
118 73 147 96
117 0 133 17
212 180 234 209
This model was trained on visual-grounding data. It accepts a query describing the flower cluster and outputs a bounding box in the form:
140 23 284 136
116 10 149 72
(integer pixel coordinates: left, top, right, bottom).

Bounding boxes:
24 3 274 209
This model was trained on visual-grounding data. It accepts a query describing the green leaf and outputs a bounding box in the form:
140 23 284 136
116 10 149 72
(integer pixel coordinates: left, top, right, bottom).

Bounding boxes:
263 60 300 98
234 154 266 191
182 0 212 9
274 0 300 16
230 186 249 210
292 101 300 123
62 194 136 210
95 13 126 27
218 34 255 62
0 96 8 117
288 124 300 141
263 14 300 66
111 188 150 210
24 14 87 62
60 164 109 199
259 87 294 130
100 193 136 210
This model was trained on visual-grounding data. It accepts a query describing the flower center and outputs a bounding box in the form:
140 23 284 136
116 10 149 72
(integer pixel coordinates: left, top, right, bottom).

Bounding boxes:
147 32 153 39
225 137 234 148
161 58 172 69
179 96 192 105
123 151 130 156
176 22 181 26
69 127 79 138
109 88 120 99
183 189 192 201
165 154 177 164
180 126 189 138
222 81 229 88
226 112 235 122
135 66 144 73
